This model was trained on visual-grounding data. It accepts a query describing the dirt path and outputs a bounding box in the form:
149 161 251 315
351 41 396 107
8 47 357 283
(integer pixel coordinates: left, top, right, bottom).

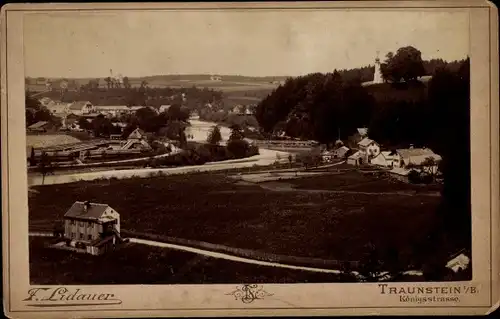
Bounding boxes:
257 182 440 197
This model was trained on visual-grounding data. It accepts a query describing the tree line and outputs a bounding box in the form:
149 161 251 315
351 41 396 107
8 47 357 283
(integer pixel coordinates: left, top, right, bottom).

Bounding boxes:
36 84 223 111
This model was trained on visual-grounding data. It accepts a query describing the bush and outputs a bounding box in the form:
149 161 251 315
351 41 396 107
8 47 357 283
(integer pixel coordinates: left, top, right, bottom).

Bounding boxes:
226 139 250 159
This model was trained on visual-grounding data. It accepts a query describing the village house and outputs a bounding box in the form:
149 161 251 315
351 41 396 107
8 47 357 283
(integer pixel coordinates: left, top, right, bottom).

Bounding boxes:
371 150 398 168
347 137 381 166
38 97 53 107
322 146 351 163
46 101 70 115
358 137 380 158
128 105 158 114
321 150 335 163
62 201 124 255
68 101 96 115
95 105 130 117
231 105 247 115
391 147 442 171
121 128 152 150
347 150 364 166
27 121 55 133
333 146 350 159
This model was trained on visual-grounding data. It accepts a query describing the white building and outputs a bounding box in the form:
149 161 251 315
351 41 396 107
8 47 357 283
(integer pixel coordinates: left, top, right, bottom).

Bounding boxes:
371 151 398 168
391 147 442 170
68 101 96 115
358 138 381 159
95 105 130 117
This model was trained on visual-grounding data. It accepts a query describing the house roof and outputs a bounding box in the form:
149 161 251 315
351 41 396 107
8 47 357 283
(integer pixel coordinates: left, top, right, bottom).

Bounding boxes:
348 150 363 159
336 146 350 152
95 105 129 111
52 112 67 118
379 151 395 158
47 103 69 113
396 148 442 166
39 97 53 105
28 121 49 129
64 201 110 220
128 128 146 139
358 138 377 147
69 101 92 110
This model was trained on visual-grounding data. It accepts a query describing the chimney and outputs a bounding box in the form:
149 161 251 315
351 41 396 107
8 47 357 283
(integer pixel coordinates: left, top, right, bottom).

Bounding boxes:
83 201 91 213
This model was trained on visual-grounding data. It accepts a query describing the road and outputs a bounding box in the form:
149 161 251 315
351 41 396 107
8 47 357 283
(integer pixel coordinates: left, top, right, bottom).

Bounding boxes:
28 119 292 186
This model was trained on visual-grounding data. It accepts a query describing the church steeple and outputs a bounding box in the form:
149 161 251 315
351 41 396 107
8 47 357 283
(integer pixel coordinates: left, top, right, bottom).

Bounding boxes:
373 51 383 84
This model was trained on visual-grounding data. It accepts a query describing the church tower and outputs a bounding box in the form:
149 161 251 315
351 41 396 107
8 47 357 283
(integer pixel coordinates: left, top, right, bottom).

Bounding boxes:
373 51 383 84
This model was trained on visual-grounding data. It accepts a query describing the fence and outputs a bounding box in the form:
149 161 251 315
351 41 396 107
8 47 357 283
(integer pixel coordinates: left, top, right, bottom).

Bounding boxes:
121 230 361 270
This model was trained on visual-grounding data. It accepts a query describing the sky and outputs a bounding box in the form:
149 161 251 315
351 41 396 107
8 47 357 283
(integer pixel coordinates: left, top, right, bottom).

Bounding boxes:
24 9 470 78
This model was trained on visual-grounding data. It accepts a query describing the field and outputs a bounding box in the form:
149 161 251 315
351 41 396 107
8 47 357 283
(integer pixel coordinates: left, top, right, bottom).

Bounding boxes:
29 170 453 269
29 237 360 285
26 134 82 149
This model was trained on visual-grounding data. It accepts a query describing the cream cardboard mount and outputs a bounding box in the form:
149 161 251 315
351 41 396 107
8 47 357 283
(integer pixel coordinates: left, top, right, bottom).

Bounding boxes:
1 1 499 318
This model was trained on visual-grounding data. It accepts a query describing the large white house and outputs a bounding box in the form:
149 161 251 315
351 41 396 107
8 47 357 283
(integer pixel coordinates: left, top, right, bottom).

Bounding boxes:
68 101 96 115
371 151 398 168
357 138 380 158
95 105 130 117
392 147 442 171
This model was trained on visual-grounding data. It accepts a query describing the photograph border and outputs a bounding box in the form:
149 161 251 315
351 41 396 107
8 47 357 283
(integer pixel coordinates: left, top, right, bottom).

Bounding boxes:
2 1 499 317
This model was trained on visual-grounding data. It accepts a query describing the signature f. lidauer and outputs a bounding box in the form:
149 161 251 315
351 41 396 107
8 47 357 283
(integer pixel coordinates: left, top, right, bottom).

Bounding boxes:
24 287 122 307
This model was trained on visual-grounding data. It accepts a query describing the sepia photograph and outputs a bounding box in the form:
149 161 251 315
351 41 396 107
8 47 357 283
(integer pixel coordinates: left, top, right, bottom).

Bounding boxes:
2 1 498 317
24 7 472 285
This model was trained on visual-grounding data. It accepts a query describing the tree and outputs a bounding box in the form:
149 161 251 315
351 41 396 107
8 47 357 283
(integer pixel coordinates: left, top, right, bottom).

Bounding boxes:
178 127 188 148
229 124 244 141
135 107 160 132
358 243 384 282
381 46 425 83
105 77 112 89
123 76 131 89
207 125 222 145
29 147 36 166
420 157 438 176
78 117 91 130
92 114 114 137
25 92 42 111
37 151 54 185
288 154 293 167
26 109 36 127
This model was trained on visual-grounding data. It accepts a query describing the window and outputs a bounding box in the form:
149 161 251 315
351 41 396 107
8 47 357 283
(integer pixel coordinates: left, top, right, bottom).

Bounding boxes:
87 222 92 228
88 234 92 240
79 233 84 240
71 232 75 238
